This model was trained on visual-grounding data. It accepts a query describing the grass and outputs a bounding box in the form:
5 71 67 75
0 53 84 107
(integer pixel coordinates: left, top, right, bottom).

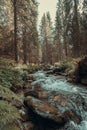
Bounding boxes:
0 85 22 103
0 101 21 129
0 58 40 129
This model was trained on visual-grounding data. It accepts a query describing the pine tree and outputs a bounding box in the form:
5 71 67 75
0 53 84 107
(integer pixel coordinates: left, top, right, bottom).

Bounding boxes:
12 0 38 63
55 0 65 61
40 12 54 64
55 0 82 59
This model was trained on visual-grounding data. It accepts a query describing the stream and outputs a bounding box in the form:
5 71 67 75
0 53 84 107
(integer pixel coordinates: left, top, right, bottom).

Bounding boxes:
30 71 87 130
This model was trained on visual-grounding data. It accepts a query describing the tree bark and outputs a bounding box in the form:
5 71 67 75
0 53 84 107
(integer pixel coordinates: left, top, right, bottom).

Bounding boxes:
14 0 19 62
23 28 27 64
72 0 80 57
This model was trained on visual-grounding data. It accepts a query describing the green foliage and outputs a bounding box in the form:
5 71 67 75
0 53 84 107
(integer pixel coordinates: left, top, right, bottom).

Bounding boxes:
3 124 20 130
0 58 41 89
0 67 23 88
40 12 54 63
0 58 24 88
27 64 39 73
0 59 26 130
0 58 15 68
0 101 20 129
55 61 73 73
0 58 40 89
0 85 22 103
59 61 72 70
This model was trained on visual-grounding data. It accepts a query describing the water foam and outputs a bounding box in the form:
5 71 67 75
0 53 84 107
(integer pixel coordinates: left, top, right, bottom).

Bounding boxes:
33 71 87 130
33 71 81 93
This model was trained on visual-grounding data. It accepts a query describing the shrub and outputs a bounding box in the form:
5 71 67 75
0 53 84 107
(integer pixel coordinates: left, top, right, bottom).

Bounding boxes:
0 67 23 88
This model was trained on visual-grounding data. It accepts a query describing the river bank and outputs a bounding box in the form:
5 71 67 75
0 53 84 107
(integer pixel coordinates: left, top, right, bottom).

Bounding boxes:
0 57 87 130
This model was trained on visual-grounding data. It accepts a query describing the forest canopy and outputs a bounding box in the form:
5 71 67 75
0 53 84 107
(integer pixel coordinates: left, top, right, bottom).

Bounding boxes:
0 0 87 64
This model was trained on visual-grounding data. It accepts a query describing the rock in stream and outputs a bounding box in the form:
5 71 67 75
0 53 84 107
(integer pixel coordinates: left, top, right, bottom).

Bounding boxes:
23 71 87 130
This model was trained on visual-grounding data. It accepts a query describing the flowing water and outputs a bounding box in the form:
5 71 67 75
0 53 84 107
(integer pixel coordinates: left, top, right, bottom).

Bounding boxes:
32 71 87 130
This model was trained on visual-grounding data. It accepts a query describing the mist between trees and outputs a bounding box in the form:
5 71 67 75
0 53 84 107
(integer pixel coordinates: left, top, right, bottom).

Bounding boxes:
0 0 87 64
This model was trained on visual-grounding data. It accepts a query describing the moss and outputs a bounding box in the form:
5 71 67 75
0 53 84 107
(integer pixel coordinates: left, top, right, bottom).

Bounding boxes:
3 123 20 130
0 101 21 129
0 58 40 90
27 64 39 73
0 85 22 103
54 60 73 74
0 58 15 68
67 58 83 82
59 61 72 70
0 67 23 88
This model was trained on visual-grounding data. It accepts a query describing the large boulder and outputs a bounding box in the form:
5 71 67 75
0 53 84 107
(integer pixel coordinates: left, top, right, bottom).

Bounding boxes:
23 122 34 130
25 96 58 120
25 90 84 125
79 56 87 77
81 77 87 85
78 56 87 85
67 56 87 85
26 74 35 81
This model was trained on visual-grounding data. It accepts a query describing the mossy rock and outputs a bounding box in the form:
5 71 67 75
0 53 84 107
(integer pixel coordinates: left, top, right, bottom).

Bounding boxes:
0 101 21 129
3 123 21 130
0 85 23 106
67 57 85 83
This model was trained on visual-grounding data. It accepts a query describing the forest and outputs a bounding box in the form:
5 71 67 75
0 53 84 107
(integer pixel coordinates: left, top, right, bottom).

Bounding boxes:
0 0 87 130
0 0 87 63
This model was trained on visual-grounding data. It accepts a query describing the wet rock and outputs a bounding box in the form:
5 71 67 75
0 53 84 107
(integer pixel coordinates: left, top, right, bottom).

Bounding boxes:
68 56 87 85
25 96 59 122
10 85 22 93
45 67 67 76
19 107 29 121
67 78 73 83
53 67 65 75
46 70 54 74
27 80 33 83
79 56 87 77
34 83 42 90
38 91 49 99
24 83 43 97
24 90 39 98
25 89 49 99
25 90 83 125
76 56 87 84
23 81 32 89
81 77 87 85
23 122 34 130
54 96 62 102
26 74 35 81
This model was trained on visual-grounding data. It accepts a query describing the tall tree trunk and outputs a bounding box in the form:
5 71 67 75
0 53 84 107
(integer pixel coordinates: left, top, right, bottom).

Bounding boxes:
72 0 80 57
44 24 49 64
57 33 62 61
14 0 18 62
64 35 68 58
45 37 49 64
23 28 27 64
